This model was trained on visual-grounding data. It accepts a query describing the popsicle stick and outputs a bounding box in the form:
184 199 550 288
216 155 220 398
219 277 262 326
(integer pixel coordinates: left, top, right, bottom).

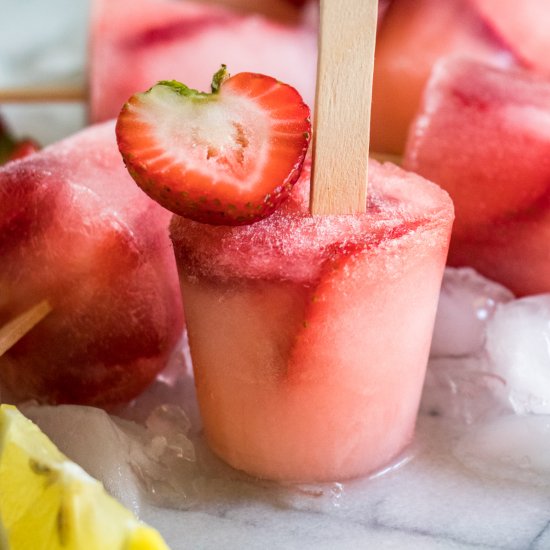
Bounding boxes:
0 85 86 103
0 300 52 357
310 0 378 215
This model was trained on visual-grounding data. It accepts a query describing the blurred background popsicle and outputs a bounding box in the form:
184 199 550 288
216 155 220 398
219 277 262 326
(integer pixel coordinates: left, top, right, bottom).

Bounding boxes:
0 121 184 405
89 0 318 122
404 59 550 296
371 0 519 155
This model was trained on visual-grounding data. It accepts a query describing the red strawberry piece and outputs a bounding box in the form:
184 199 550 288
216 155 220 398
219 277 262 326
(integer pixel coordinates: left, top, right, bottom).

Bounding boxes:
116 66 311 225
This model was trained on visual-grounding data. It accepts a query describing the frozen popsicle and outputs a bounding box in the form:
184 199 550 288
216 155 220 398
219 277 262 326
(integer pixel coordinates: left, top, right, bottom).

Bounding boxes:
89 0 317 122
170 160 453 481
0 121 184 405
371 0 518 154
404 58 550 296
469 0 550 75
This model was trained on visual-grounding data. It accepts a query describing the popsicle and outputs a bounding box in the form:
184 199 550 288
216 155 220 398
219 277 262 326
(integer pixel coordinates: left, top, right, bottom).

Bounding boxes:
116 0 453 481
170 160 453 480
89 0 317 122
469 0 550 74
404 58 550 297
0 121 184 405
371 0 519 154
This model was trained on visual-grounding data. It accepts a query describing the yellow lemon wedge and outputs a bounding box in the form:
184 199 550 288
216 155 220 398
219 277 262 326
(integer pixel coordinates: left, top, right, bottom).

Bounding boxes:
0 404 170 550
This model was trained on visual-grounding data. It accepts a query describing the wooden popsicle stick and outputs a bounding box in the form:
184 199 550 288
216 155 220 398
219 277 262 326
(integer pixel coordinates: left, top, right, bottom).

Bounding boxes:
0 85 86 103
0 300 52 357
310 0 378 215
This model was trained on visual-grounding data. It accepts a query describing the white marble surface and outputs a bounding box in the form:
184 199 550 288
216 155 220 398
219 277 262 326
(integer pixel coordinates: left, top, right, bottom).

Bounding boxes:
20 356 550 550
3 2 550 549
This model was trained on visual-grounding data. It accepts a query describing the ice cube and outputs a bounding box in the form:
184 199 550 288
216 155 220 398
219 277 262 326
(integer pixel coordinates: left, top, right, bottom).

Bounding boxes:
430 267 514 358
127 404 199 510
22 401 199 513
113 336 201 430
486 295 550 414
21 404 146 514
421 356 509 424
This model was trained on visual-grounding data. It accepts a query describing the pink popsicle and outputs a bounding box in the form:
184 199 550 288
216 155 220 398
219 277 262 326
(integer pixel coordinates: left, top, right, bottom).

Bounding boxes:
170 161 453 481
404 58 550 296
0 122 184 405
468 0 550 75
371 0 518 154
89 0 317 122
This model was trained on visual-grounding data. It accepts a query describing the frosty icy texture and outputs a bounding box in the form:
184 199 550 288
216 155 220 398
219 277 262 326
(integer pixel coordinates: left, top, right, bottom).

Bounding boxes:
89 0 317 122
422 269 513 424
424 268 550 423
404 58 550 295
486 296 550 415
171 161 453 481
23 402 197 513
0 121 183 405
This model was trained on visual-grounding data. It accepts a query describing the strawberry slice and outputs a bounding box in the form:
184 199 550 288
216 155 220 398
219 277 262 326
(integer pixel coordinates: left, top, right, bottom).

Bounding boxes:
116 66 311 225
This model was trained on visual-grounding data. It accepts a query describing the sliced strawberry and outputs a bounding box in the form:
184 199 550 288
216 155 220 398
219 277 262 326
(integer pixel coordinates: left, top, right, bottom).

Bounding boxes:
116 66 311 225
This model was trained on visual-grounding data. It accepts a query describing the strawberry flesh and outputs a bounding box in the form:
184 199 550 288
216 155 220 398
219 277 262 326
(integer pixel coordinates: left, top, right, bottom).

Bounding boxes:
116 67 311 225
